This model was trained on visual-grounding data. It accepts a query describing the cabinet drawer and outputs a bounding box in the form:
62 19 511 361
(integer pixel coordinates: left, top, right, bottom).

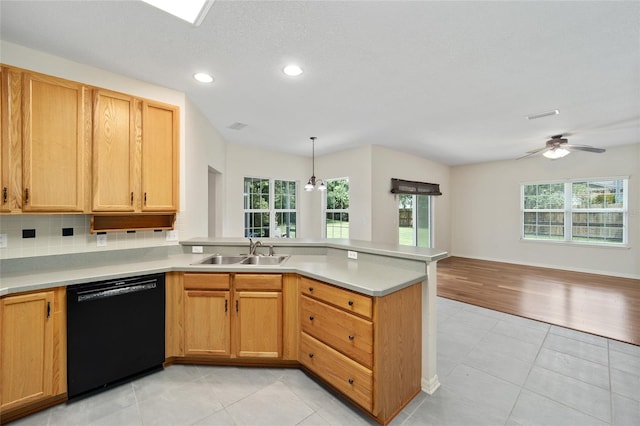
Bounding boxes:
300 332 373 412
234 274 282 291
300 277 372 319
184 273 230 290
300 295 373 368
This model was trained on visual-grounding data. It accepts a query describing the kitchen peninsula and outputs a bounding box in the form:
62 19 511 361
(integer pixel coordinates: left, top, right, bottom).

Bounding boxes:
0 239 447 425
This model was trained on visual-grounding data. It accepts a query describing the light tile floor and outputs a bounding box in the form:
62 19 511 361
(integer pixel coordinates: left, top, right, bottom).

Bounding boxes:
10 297 640 426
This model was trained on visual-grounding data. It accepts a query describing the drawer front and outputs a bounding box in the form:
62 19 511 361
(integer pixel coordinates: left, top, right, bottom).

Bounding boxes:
184 273 230 290
300 332 373 412
300 277 372 319
300 296 373 368
234 274 283 291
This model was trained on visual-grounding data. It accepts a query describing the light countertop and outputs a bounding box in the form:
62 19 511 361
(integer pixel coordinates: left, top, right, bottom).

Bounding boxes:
1 239 447 297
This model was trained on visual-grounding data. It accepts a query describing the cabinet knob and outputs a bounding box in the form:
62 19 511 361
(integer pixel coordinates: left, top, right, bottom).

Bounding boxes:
309 316 314 321
2 187 7 204
24 188 29 204
348 300 354 306
348 378 354 385
308 353 314 358
348 335 354 341
130 192 134 205
308 287 314 292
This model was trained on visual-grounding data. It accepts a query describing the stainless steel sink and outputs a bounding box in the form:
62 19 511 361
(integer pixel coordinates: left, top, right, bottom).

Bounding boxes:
240 255 289 265
197 255 247 264
194 254 289 266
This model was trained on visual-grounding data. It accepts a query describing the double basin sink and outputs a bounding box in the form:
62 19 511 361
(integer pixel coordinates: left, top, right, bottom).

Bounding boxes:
195 254 290 266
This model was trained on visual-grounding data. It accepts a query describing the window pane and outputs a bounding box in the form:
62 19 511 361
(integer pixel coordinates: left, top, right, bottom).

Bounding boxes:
572 179 624 210
572 212 623 243
523 211 564 240
244 177 269 210
326 212 349 239
275 212 296 238
244 212 270 238
416 195 430 247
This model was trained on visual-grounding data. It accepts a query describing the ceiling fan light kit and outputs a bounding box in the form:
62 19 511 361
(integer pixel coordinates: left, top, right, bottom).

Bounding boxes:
542 147 570 159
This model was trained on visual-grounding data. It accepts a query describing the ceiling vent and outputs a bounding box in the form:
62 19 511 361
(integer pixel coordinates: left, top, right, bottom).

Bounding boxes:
228 122 248 130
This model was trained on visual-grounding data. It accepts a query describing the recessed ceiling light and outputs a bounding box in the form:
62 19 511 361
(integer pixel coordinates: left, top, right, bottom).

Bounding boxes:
142 0 214 26
194 72 214 83
526 109 560 120
283 64 303 77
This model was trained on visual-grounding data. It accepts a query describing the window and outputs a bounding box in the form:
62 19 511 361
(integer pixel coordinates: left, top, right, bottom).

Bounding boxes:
399 194 433 247
244 177 297 238
522 178 628 245
324 178 349 239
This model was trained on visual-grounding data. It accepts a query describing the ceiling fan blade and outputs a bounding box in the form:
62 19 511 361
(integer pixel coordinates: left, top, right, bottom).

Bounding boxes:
565 144 606 153
525 146 548 154
517 149 547 160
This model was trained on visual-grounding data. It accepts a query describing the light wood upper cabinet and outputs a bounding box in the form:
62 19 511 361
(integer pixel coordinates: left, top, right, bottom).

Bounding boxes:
92 90 137 212
141 100 179 212
22 72 86 212
1 67 23 213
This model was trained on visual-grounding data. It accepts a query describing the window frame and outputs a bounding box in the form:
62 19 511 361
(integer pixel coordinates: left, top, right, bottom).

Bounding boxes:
243 176 299 238
521 177 629 247
322 177 350 239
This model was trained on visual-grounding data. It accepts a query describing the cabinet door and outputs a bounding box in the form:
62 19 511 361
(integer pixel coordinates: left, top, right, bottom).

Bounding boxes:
0 67 22 213
22 73 85 212
0 291 54 411
184 290 231 356
92 90 137 212
235 291 282 358
141 100 178 212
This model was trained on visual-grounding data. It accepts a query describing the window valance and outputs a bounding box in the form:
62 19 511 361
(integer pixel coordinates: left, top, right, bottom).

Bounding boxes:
390 178 442 196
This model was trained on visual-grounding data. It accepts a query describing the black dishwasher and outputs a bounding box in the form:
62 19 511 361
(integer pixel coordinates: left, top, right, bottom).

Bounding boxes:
67 273 165 399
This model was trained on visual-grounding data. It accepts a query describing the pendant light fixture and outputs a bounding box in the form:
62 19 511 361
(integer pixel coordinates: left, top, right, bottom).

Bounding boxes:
304 137 326 191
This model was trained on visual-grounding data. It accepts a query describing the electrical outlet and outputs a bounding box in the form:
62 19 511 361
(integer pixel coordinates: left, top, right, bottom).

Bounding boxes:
192 245 204 254
97 234 107 247
0 234 7 248
347 250 358 260
165 230 178 241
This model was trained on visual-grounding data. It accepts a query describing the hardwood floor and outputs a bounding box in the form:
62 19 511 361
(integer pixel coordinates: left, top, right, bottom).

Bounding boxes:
437 256 640 345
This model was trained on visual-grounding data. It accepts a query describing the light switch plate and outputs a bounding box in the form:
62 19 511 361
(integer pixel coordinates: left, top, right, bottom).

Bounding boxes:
0 234 7 248
347 250 358 259
166 230 178 241
192 245 204 253
97 234 107 247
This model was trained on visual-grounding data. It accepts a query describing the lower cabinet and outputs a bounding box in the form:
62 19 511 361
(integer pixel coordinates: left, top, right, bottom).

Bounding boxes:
181 273 283 359
298 276 422 425
0 287 66 419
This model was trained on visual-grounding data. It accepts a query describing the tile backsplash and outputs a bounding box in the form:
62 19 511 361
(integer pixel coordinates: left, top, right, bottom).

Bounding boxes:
0 215 180 259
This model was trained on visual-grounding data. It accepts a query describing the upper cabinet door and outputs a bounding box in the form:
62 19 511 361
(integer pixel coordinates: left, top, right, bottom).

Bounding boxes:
92 90 137 212
141 100 179 212
0 67 23 213
22 72 86 212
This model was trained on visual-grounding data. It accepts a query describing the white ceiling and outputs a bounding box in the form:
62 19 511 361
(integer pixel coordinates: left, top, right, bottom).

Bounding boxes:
1 0 639 165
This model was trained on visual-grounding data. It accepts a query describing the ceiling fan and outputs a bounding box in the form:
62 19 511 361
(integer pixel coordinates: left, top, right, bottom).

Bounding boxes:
519 134 606 160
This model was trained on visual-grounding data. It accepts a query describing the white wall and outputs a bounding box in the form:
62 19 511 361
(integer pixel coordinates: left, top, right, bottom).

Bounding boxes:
0 42 221 258
370 146 451 250
223 143 314 238
450 143 640 278
180 99 226 239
